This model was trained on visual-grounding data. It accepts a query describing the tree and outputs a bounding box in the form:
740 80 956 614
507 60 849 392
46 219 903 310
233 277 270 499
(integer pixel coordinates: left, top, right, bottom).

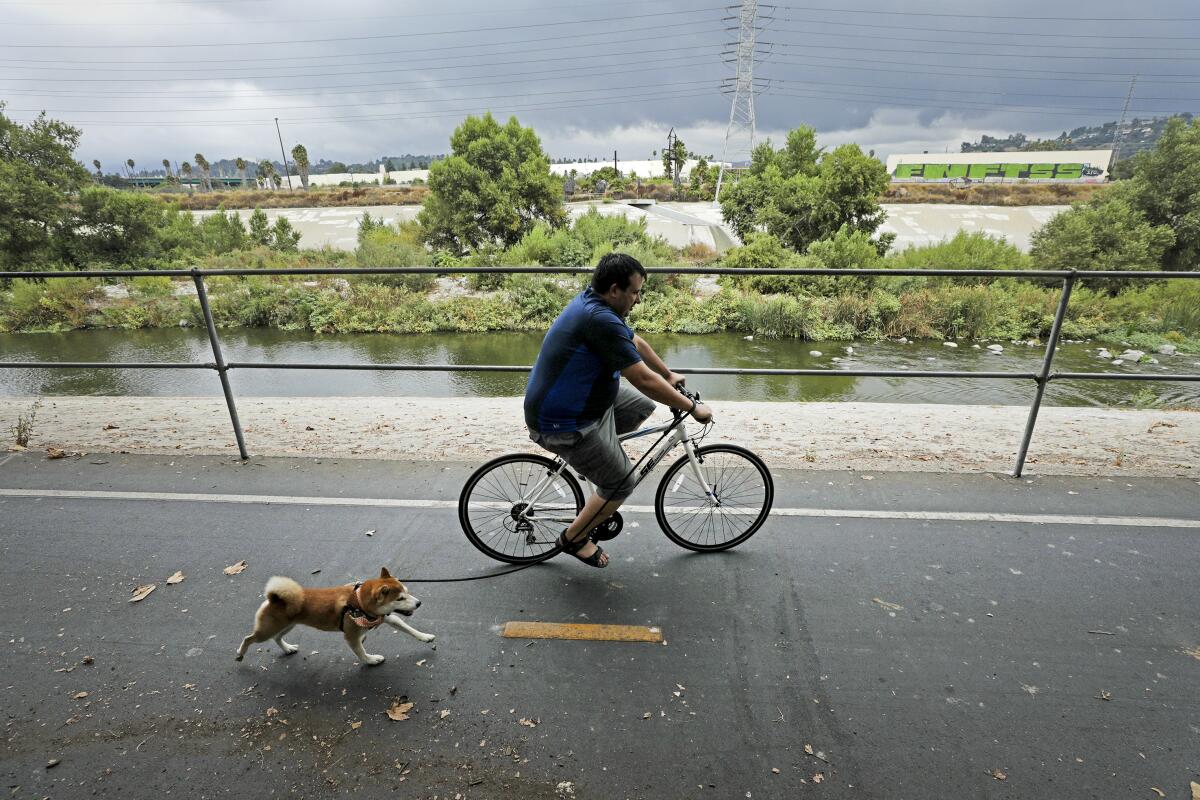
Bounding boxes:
662 136 687 185
0 105 90 269
125 158 135 178
291 144 310 190
257 159 276 190
91 159 102 180
418 112 566 252
720 125 891 255
161 158 174 182
180 161 193 193
326 161 348 174
248 208 271 246
194 153 212 193
1030 190 1173 291
235 157 247 189
1116 116 1200 270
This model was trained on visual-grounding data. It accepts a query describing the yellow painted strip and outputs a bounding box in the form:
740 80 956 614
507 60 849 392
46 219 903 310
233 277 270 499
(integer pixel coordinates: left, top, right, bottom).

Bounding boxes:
502 621 663 643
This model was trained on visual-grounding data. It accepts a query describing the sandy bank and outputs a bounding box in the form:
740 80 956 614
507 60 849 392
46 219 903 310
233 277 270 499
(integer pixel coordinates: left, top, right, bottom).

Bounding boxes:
2 396 1196 477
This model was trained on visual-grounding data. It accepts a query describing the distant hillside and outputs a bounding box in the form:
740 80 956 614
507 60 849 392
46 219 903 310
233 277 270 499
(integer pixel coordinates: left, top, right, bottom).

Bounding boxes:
961 113 1194 156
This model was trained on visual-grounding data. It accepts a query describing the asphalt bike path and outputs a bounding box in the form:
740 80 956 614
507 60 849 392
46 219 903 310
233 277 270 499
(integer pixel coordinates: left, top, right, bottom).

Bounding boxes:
1 452 1198 799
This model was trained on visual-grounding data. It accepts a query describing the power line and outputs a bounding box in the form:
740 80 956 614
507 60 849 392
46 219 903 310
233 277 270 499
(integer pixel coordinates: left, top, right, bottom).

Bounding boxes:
773 5 1200 22
0 59 720 100
0 7 725 49
758 54 1200 83
2 79 720 115
768 27 1200 52
764 87 1187 118
0 23 724 67
0 48 723 83
0 0 678 25
776 14 1200 42
764 76 1200 104
4 87 720 128
0 40 725 76
766 33 1200 60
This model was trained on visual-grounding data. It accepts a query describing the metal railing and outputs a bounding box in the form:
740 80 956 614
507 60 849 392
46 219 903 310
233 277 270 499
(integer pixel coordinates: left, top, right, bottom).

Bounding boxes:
3 265 1198 477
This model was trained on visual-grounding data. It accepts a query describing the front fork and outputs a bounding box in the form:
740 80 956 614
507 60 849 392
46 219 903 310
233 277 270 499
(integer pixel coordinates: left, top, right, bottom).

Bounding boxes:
680 431 719 506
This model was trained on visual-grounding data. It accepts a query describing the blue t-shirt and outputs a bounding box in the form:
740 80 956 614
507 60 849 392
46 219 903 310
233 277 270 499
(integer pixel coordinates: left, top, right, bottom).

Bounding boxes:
524 288 642 433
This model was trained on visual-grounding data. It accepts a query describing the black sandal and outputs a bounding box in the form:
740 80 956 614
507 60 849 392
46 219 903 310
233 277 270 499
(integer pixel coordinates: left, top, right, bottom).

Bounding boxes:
557 532 608 568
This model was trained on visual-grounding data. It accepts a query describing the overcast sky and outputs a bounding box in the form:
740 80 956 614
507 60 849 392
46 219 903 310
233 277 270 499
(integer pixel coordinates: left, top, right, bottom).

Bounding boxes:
1 0 1197 170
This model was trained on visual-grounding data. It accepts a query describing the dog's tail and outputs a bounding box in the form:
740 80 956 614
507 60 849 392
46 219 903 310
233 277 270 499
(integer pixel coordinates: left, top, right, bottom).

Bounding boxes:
264 576 304 615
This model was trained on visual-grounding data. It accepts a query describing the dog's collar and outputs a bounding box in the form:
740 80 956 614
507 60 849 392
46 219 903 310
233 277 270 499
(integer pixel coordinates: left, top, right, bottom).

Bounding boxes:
342 582 385 630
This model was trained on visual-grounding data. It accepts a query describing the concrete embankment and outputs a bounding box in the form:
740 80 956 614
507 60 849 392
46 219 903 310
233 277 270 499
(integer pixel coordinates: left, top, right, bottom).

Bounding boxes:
2 396 1195 477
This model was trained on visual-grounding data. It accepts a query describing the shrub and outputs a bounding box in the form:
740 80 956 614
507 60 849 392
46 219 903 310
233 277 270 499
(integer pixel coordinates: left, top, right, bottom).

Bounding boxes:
354 227 435 292
0 277 100 332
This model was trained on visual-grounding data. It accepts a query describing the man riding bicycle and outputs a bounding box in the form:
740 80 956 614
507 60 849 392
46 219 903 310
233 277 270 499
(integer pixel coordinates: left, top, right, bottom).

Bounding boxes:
524 253 714 568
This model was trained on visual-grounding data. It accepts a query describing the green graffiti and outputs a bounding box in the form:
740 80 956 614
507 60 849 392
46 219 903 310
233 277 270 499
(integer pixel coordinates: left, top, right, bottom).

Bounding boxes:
891 161 1099 181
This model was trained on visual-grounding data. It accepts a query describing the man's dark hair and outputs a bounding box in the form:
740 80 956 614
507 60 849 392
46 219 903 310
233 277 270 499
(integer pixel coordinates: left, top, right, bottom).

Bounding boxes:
591 253 647 294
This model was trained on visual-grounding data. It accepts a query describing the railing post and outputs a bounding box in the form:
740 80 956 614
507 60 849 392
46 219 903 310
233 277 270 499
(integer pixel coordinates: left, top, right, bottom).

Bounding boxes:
1012 272 1076 477
192 270 249 460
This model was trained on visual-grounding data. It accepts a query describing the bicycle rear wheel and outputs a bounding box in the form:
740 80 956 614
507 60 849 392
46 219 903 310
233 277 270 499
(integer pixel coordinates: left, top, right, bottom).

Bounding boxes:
654 444 773 552
458 453 584 564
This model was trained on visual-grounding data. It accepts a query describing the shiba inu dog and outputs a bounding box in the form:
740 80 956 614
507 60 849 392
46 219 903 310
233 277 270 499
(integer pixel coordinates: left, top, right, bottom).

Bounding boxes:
236 567 434 666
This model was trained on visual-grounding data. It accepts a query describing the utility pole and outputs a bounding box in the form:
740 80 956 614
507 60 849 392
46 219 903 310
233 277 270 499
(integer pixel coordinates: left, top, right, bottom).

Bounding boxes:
1111 74 1138 172
275 117 294 191
715 0 765 204
613 149 618 172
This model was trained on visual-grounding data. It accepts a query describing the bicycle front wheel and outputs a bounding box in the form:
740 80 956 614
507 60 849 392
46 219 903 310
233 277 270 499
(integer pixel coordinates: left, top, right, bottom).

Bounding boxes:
458 453 584 564
655 444 773 552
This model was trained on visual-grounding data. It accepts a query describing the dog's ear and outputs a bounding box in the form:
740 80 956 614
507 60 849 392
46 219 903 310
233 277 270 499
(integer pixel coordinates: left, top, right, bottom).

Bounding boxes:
379 567 392 579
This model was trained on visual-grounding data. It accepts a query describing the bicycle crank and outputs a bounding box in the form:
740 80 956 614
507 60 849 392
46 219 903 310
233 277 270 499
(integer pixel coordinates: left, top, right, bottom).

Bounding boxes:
590 512 623 542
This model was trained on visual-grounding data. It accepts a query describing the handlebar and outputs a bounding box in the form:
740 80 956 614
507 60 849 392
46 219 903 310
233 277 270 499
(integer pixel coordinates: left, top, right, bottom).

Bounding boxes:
671 384 703 420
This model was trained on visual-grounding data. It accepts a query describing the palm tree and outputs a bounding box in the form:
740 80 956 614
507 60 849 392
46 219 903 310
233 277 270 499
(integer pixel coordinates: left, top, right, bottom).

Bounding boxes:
161 158 174 181
125 158 135 178
235 157 247 190
194 153 212 193
258 159 276 190
180 161 194 193
91 159 102 180
290 144 310 190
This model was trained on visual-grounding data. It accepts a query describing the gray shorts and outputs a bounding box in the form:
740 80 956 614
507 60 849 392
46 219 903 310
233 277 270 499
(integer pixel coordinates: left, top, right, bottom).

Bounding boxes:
529 383 655 501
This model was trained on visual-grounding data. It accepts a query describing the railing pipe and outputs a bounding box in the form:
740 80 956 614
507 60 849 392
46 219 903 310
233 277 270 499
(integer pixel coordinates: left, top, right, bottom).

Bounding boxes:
1012 273 1076 478
191 271 249 460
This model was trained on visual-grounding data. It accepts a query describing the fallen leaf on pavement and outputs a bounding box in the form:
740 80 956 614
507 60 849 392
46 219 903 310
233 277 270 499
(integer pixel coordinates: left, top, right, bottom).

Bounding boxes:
1095 690 1111 701
1190 780 1199 800
73 691 88 700
223 560 247 575
349 721 362 730
991 770 1007 781
872 598 904 611
813 773 824 783
518 718 538 727
1151 789 1165 798
166 571 185 585
804 744 813 755
47 447 67 459
46 759 60 769
129 584 156 603
365 530 375 537
103 423 119 430
438 710 450 719
387 701 414 721
265 707 279 717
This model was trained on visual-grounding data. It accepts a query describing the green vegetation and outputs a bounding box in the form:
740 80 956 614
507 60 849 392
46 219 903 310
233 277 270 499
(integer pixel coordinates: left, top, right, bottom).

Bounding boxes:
418 113 565 252
0 109 1196 356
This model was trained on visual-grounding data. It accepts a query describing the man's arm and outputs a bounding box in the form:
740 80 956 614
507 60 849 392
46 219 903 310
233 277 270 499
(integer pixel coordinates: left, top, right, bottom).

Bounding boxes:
622 361 713 423
632 334 685 387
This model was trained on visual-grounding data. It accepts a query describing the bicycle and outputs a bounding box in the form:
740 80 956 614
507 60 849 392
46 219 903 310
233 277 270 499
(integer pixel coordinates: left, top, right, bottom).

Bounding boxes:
458 388 774 564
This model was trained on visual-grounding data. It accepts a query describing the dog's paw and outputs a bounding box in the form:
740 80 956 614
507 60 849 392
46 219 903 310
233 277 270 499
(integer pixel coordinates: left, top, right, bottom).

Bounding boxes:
235 653 244 661
417 633 436 644
363 654 385 666
280 643 299 656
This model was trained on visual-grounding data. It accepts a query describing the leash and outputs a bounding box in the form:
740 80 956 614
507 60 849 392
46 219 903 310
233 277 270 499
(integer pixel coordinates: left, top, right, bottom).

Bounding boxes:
404 391 702 585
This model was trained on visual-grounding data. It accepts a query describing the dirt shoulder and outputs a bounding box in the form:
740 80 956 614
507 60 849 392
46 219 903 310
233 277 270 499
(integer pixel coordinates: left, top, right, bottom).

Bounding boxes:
3 396 1195 477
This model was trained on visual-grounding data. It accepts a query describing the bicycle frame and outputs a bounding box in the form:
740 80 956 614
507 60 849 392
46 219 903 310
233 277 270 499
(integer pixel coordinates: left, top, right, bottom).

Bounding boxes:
514 416 716 528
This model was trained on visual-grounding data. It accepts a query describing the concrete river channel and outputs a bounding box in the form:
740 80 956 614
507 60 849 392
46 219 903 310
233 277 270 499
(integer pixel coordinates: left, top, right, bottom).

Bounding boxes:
2 329 1197 408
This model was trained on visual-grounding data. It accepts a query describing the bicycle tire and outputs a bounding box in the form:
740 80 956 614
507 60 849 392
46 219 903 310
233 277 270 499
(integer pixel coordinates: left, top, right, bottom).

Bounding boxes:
458 453 584 564
654 444 773 552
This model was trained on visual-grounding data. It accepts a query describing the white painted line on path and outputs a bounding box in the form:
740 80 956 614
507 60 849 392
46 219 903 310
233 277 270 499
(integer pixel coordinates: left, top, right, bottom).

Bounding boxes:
1 488 1197 529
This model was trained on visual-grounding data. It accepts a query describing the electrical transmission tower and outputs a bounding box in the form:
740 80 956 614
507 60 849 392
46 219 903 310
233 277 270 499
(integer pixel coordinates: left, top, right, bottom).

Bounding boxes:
1111 74 1138 170
714 0 768 204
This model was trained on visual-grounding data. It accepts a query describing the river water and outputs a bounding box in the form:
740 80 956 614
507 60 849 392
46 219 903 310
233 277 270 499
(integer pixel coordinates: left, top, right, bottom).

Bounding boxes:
2 329 1196 407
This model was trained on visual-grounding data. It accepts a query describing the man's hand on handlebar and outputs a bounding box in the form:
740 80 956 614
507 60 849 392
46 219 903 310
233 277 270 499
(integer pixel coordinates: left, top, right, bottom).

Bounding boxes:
676 385 713 424
668 372 687 389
